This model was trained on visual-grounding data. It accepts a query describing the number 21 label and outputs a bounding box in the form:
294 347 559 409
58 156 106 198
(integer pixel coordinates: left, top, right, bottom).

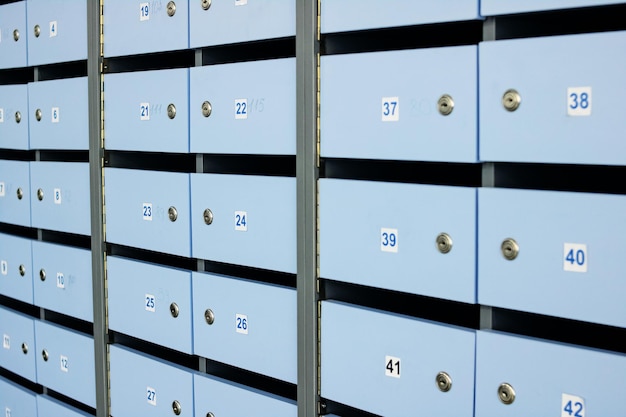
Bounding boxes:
564 243 587 273
562 393 585 417
568 87 591 116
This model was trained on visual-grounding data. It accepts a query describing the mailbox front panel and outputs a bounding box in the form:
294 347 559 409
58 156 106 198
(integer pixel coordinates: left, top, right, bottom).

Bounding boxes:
37 395 92 417
0 233 33 304
0 377 37 417
482 0 626 16
0 160 31 227
0 2 27 69
0 307 36 382
0 84 29 150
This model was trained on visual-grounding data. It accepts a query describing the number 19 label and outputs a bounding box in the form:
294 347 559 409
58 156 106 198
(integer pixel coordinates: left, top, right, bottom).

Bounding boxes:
568 87 591 116
380 228 398 253
385 355 401 378
140 3 150 21
382 97 399 122
562 393 585 417
564 243 587 273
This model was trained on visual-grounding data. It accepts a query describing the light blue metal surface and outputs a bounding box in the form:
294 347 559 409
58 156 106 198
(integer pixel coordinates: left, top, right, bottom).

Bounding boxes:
189 59 296 155
105 68 189 153
479 31 626 165
37 395 92 417
32 241 93 322
107 256 192 354
321 0 480 33
0 306 36 382
0 2 27 69
194 373 297 417
0 234 33 304
321 46 478 162
0 377 37 417
109 345 194 417
103 0 189 57
475 330 626 416
30 162 90 236
189 0 295 47
34 321 95 408
192 272 297 383
105 168 191 257
321 301 476 417
26 0 87 66
28 77 88 150
319 179 476 303
482 0 626 16
478 188 626 328
0 84 29 150
191 174 296 272
0 160 31 227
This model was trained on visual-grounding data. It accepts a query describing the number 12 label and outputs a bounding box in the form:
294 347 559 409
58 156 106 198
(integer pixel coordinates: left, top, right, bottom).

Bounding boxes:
382 97 399 122
568 87 591 116
380 228 398 253
562 393 585 417
60 355 69 372
385 355 401 378
564 243 587 273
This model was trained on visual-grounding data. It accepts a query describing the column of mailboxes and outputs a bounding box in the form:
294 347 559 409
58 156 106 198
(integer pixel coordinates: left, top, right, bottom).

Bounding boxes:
102 1 298 416
0 1 97 416
318 1 626 416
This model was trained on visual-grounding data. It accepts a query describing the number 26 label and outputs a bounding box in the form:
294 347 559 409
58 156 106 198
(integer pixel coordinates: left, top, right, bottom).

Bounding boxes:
564 243 587 273
568 87 591 116
562 393 585 417
235 313 248 334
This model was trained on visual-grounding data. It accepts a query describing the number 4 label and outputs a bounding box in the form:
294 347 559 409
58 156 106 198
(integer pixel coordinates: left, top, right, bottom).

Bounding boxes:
49 21 57 38
385 355 400 378
568 87 591 116
562 393 585 417
564 243 587 273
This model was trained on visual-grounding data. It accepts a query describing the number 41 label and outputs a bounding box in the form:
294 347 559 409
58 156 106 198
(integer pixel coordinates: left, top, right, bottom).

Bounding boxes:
564 243 587 273
385 355 400 378
562 393 585 417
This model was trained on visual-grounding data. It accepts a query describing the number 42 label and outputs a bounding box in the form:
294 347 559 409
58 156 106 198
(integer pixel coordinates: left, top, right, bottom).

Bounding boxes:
562 393 585 417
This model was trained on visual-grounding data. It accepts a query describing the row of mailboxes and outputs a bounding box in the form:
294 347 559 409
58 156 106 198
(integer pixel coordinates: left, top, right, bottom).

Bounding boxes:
0 77 88 151
319 178 626 329
109 345 296 417
0 0 87 69
108 257 297 383
0 307 95 408
321 301 626 416
0 378 91 417
0 234 93 320
0 160 90 235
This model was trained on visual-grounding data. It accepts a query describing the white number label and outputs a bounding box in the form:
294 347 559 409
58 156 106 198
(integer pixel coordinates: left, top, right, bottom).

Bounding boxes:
380 228 398 253
381 97 399 122
234 211 247 231
564 243 587 273
60 355 69 372
0 108 4 123
235 0 248 5
562 393 585 417
568 87 591 116
51 107 59 123
5 407 11 417
235 313 248 334
140 3 150 21
0 260 7 275
49 21 57 37
147 387 156 405
54 188 62 205
385 355 400 378
140 102 150 120
0 182 4 197
2 334 9 349
145 294 156 312
56 272 65 289
235 98 248 119
143 203 153 221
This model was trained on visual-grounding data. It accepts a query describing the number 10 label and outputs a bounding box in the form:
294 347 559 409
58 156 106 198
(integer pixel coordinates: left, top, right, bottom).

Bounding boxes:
564 243 587 273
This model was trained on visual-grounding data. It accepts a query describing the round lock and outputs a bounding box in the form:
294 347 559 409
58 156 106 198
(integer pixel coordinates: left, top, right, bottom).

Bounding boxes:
436 233 453 254
42 349 49 361
35 108 42 121
15 111 21 124
37 188 44 201
203 208 214 225
501 238 519 261
19 264 26 277
498 383 516 405
21 342 28 354
201 0 212 10
172 400 182 416
206 413 215 417
167 103 177 119
201 101 212 118
204 309 215 325
167 1 177 16
40 269 46 281
437 94 454 116
34 24 41 38
436 371 452 392
170 302 180 318
502 89 521 112
13 29 19 42
16 187 23 200
168 206 178 222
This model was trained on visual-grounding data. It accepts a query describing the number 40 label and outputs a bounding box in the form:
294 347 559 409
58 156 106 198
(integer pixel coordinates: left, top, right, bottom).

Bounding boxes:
562 393 585 417
564 243 587 273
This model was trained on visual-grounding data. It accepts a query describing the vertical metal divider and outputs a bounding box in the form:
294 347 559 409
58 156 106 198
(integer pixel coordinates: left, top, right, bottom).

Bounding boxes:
296 0 320 416
87 1 108 416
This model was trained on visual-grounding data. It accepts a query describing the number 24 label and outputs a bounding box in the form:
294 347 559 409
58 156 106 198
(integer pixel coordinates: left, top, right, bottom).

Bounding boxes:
235 211 247 231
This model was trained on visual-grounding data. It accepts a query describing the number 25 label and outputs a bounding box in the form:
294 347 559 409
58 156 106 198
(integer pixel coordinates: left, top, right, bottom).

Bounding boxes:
564 243 587 273
562 393 585 417
568 87 591 116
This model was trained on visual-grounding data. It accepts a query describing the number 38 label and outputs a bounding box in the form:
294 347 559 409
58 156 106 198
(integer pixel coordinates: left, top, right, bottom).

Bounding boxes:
564 243 587 273
568 87 591 117
562 393 585 417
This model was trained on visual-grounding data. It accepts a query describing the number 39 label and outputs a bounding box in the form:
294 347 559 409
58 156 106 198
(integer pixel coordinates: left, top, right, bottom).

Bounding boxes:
564 243 587 273
562 393 585 417
568 87 591 116
380 228 398 253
